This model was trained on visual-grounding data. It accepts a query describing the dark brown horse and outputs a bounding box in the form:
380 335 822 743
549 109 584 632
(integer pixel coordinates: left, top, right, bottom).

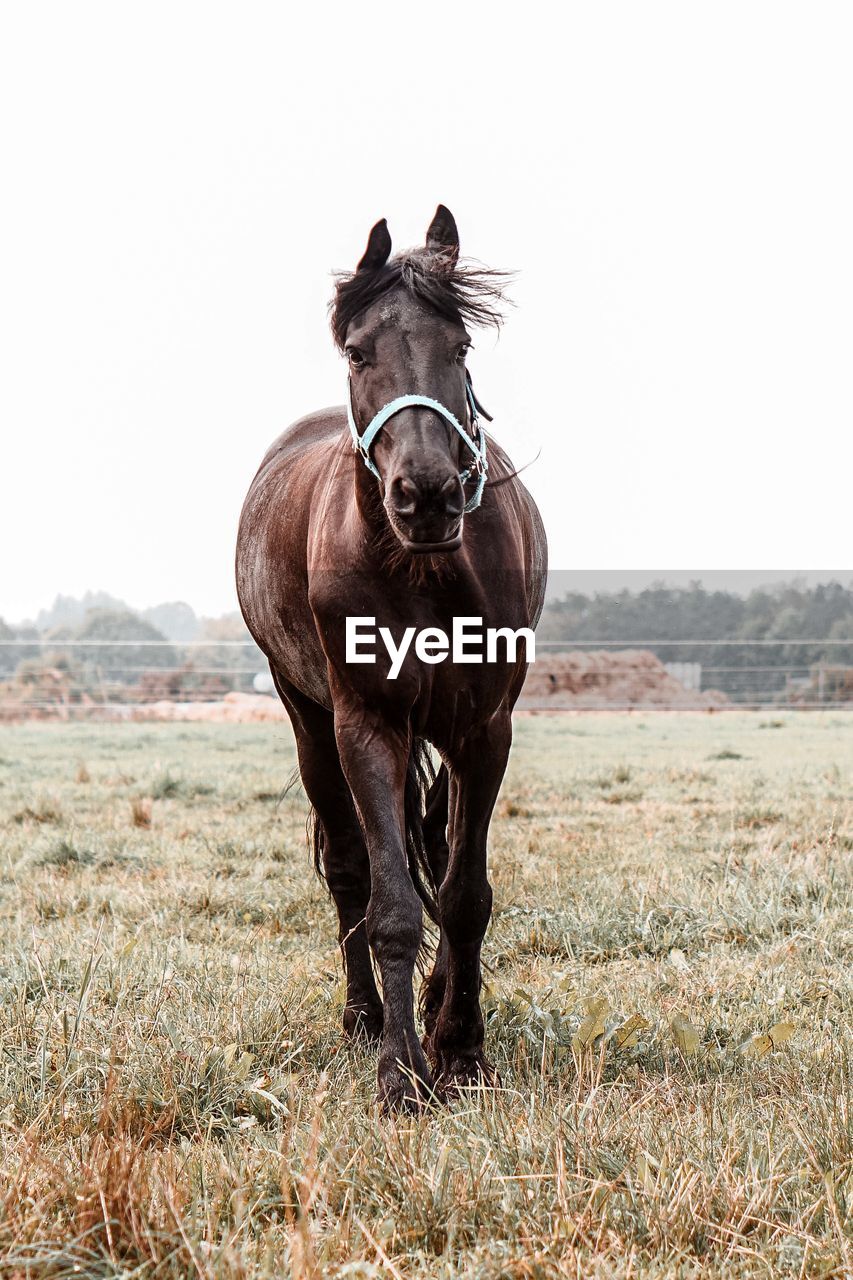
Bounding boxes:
236 206 546 1110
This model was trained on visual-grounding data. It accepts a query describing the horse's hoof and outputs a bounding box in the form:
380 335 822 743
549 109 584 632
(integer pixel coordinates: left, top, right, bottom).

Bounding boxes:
343 1003 384 1044
377 1059 438 1114
433 1052 499 1098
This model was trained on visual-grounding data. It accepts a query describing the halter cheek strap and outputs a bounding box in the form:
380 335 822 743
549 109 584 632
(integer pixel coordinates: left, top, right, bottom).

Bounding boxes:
346 377 489 514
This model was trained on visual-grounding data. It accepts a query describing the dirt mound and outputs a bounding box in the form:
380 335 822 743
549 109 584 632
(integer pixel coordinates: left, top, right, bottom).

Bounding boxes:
520 649 728 709
131 691 289 722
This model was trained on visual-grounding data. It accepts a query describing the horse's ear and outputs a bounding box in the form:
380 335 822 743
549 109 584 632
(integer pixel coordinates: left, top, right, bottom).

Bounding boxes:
356 218 392 273
426 204 459 263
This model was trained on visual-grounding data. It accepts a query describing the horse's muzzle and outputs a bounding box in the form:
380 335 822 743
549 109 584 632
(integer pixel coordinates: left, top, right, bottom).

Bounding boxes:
387 473 464 553
399 530 463 554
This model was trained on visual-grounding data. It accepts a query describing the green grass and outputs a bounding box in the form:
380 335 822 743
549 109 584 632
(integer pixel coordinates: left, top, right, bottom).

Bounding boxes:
0 712 850 1278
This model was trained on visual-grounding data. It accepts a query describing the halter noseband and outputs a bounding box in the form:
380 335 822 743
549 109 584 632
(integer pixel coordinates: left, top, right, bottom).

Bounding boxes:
346 374 489 514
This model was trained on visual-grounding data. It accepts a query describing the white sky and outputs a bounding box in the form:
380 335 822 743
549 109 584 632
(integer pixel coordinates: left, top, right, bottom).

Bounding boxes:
2 2 851 623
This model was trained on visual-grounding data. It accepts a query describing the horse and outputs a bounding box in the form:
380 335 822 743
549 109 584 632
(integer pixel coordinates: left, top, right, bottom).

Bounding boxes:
236 206 547 1110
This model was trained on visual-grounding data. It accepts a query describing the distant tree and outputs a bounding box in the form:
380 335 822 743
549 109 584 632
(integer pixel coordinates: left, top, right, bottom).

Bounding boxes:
0 618 40 676
142 601 200 642
0 618 15 677
828 614 853 640
69 609 178 684
35 591 130 633
184 613 264 692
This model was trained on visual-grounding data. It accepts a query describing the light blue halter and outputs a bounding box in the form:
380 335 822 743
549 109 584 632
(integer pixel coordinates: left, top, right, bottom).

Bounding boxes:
347 377 489 513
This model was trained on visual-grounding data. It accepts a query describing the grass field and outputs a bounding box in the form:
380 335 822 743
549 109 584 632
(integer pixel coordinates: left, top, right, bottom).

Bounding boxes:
0 712 851 1278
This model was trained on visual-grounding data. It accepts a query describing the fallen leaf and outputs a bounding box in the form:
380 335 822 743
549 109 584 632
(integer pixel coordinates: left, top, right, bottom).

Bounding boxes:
572 1000 608 1051
670 1014 700 1055
613 1014 650 1050
740 1021 796 1058
233 1050 255 1082
739 1034 771 1058
767 1021 795 1048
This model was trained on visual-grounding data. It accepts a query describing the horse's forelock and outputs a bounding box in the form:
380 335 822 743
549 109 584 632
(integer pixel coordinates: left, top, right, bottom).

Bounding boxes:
330 247 513 351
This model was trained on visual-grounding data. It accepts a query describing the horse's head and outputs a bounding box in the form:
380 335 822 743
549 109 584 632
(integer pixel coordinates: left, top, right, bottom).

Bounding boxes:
332 207 508 554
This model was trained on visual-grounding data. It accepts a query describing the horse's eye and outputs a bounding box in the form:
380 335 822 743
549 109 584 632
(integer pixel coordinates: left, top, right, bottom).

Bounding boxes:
455 345 470 365
347 349 366 370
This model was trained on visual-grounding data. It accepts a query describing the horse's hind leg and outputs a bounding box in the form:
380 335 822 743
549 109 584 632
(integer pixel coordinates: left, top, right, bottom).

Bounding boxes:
272 672 383 1042
428 713 512 1092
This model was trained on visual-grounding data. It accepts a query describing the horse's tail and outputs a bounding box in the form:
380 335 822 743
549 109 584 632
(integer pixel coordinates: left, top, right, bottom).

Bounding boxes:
309 807 325 882
404 737 440 927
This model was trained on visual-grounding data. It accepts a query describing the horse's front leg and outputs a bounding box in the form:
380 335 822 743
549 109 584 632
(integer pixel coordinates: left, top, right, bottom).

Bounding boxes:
335 707 435 1112
426 712 512 1092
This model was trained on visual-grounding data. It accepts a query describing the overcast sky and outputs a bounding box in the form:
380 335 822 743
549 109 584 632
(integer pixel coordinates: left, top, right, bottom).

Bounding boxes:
2 3 851 623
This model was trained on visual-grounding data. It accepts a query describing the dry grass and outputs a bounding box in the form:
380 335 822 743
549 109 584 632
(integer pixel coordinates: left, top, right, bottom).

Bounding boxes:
0 712 850 1278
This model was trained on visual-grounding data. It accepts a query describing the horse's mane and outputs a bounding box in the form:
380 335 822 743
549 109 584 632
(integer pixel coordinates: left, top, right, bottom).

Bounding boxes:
330 247 512 350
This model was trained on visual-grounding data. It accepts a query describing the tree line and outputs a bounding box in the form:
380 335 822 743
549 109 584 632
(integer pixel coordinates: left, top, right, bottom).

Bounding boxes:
538 579 853 700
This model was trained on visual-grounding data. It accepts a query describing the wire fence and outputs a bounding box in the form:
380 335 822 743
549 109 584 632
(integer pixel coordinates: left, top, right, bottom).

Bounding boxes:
1 636 851 716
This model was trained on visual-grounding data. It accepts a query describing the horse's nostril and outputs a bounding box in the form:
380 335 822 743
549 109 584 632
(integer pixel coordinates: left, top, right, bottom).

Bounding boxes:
391 476 420 515
391 473 461 522
440 475 464 515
